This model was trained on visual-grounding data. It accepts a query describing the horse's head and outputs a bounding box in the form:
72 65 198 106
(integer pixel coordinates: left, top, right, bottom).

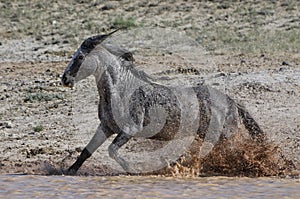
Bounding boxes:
61 29 119 87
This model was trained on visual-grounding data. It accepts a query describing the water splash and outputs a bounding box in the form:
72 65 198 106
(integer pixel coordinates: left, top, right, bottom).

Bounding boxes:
157 131 296 178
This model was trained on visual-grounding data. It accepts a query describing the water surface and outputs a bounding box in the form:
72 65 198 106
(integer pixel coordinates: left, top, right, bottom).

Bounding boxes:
0 175 299 199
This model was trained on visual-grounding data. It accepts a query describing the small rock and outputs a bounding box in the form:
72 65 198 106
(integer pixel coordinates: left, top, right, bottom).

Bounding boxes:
36 36 43 41
214 72 226 78
52 40 60 45
148 3 158 7
125 7 135 12
0 121 13 128
183 23 193 30
101 4 115 10
35 80 45 83
282 61 289 66
6 121 12 128
75 147 82 152
15 163 22 167
279 67 286 72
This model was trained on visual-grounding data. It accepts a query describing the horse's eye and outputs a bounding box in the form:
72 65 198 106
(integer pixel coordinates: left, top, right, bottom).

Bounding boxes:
78 54 84 60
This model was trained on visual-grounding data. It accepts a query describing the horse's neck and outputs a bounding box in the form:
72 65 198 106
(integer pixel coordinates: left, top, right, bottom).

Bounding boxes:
94 51 139 96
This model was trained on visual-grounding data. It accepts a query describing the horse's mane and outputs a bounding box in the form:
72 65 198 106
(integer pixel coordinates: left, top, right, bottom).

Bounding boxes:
102 43 155 83
102 43 134 62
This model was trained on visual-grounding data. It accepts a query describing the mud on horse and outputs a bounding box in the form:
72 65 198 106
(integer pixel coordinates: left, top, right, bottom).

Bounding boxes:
61 29 265 174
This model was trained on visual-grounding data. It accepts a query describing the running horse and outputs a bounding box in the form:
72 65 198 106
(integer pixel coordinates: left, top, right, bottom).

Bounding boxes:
61 29 265 174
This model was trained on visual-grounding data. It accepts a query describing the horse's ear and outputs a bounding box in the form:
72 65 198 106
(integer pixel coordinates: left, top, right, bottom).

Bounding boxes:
81 29 121 52
121 52 135 62
91 29 120 44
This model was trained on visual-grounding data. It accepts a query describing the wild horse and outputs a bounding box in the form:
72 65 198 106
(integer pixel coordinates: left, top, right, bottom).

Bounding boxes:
61 30 265 174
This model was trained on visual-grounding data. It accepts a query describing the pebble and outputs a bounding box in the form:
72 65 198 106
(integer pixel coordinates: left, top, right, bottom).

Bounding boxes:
214 72 226 78
34 80 46 84
0 121 13 128
279 67 286 72
282 61 289 66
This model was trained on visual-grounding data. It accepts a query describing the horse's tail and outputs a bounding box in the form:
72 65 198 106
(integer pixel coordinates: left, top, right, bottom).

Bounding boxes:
237 103 266 143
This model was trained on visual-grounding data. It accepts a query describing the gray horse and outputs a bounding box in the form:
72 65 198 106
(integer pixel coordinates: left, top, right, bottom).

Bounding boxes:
61 30 265 174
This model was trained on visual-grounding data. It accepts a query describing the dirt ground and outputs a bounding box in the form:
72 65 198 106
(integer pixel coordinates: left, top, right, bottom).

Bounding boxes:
0 0 299 176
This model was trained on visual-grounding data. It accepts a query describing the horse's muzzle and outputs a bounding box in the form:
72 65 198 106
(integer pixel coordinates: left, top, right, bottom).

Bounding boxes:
61 73 74 88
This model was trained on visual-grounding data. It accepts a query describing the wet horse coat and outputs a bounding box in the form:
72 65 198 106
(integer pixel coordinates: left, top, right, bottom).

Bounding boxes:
61 30 265 174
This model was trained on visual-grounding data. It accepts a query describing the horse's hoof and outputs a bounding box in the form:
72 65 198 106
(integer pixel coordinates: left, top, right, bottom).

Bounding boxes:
62 169 77 175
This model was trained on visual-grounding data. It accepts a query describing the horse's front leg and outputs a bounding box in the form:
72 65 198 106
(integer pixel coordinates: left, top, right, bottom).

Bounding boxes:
108 132 133 173
66 124 113 174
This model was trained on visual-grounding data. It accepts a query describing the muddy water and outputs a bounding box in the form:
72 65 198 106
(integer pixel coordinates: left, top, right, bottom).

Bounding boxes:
1 175 299 199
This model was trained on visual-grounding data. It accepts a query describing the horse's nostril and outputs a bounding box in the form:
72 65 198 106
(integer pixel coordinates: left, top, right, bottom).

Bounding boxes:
61 73 74 87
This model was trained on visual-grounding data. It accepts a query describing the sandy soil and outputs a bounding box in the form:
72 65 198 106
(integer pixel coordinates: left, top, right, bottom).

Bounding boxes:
0 0 299 176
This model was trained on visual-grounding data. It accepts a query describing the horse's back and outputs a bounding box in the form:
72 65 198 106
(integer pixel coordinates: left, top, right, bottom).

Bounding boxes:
129 83 239 141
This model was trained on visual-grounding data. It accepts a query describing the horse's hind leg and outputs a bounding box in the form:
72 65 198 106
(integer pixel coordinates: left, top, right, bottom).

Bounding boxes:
67 124 113 174
108 132 132 172
237 103 266 142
